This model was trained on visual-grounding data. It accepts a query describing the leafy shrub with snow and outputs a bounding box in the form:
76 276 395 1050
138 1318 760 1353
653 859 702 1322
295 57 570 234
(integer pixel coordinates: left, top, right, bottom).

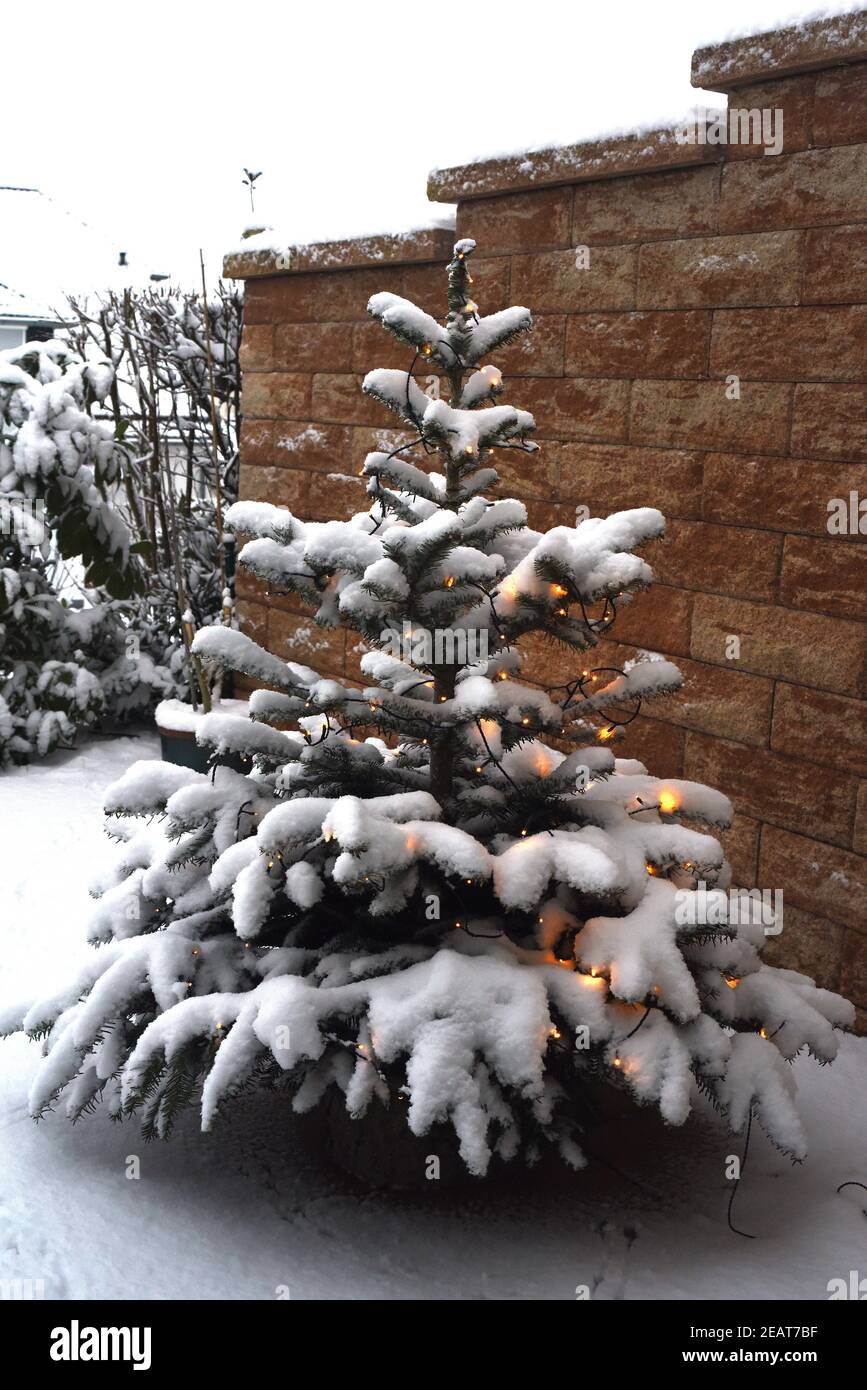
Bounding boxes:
0 340 156 764
2 242 853 1176
0 286 242 766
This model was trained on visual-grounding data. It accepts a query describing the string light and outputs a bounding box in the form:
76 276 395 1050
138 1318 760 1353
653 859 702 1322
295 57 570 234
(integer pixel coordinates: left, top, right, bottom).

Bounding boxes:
421 343 433 357
549 1026 562 1041
444 576 455 588
658 789 679 814
521 716 530 726
759 1027 768 1039
598 726 615 741
645 862 656 875
613 1054 622 1068
191 948 200 957
725 976 740 989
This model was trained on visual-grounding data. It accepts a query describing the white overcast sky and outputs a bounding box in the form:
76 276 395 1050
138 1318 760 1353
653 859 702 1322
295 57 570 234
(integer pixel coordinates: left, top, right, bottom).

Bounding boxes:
1 0 857 287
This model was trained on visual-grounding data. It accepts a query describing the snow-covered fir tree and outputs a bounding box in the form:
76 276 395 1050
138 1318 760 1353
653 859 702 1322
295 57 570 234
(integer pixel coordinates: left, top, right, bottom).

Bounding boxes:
2 240 853 1175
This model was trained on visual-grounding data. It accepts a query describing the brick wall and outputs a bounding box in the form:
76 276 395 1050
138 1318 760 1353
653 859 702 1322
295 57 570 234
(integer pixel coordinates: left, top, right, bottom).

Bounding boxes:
225 15 867 1026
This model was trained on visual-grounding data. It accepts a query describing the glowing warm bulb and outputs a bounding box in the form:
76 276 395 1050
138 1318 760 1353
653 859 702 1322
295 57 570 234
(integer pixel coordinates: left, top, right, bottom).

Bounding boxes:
444 575 455 588
520 828 528 837
522 716 530 726
658 789 679 814
645 862 656 875
613 1055 622 1069
463 300 478 314
475 765 482 773
552 584 568 597
598 726 615 741
725 976 740 989
759 1027 768 1039
421 343 432 356
549 1027 562 1040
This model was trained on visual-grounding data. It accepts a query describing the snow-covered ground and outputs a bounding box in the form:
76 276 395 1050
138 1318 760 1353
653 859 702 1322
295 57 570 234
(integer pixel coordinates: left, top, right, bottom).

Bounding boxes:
1 736 865 1301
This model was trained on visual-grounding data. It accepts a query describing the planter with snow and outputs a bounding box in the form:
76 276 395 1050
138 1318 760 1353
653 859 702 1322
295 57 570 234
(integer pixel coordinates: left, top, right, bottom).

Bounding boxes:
156 698 252 774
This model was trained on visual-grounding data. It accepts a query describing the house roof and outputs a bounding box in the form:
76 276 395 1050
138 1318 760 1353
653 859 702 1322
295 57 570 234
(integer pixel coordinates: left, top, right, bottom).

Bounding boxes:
0 279 57 324
0 185 159 318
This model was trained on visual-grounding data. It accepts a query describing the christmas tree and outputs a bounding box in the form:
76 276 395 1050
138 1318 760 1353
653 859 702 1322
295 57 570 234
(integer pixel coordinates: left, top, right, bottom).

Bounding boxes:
2 239 853 1177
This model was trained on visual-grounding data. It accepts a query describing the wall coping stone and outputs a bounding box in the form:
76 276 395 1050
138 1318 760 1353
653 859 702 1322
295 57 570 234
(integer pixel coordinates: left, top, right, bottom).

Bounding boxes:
223 226 453 281
427 125 721 204
692 11 867 91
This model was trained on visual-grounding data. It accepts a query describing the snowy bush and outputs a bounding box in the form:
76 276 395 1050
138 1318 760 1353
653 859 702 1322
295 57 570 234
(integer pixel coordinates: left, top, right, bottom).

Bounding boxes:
0 285 242 765
1 241 853 1176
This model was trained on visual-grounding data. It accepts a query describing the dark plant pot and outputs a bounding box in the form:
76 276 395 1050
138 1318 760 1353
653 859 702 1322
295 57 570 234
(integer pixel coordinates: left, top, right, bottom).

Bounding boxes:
157 726 251 775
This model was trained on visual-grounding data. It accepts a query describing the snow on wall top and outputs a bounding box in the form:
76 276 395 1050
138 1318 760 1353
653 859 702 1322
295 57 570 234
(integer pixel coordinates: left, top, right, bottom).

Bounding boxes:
427 123 721 205
691 7 867 90
223 206 457 280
